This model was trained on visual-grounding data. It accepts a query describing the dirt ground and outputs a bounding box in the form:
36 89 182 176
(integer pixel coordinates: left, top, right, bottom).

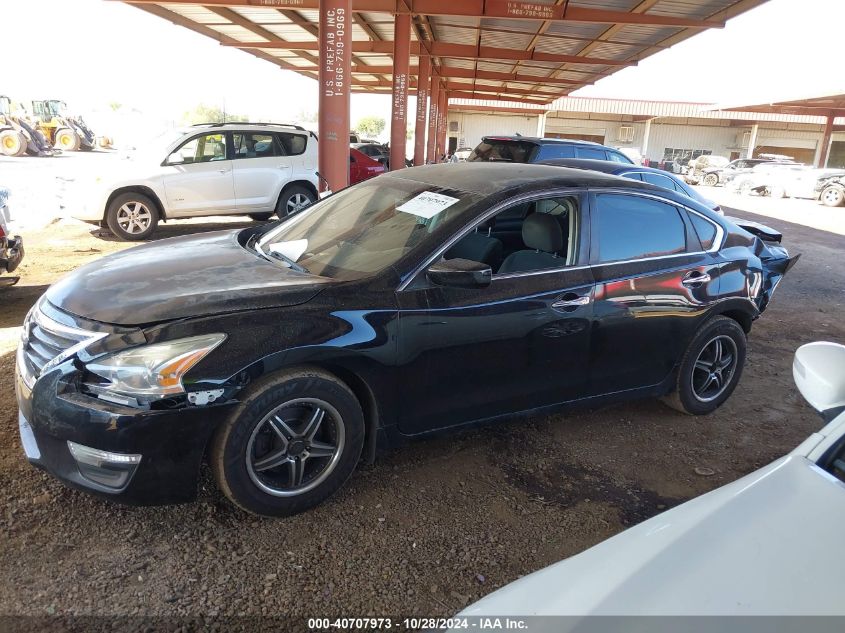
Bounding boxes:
0 210 843 619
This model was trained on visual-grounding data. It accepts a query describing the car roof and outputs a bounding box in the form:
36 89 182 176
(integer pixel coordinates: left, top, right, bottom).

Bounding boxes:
481 135 604 147
538 158 680 178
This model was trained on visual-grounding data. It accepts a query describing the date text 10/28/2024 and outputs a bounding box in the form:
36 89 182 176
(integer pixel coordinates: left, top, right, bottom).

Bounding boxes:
308 617 529 630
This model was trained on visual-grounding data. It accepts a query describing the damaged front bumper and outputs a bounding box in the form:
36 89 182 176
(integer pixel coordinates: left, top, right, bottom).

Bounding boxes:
1 234 24 274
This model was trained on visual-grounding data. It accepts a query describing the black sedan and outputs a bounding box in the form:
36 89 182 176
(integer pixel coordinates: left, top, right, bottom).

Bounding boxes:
539 157 722 213
16 164 798 517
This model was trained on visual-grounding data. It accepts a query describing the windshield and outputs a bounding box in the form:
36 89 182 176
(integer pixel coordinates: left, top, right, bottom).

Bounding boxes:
258 176 481 281
467 140 539 163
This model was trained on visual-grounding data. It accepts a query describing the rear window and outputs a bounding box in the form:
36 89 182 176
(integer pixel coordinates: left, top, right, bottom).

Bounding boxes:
467 140 539 163
689 213 718 250
278 132 307 156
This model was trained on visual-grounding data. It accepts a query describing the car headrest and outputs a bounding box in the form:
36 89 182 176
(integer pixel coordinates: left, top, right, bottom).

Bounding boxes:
522 213 564 253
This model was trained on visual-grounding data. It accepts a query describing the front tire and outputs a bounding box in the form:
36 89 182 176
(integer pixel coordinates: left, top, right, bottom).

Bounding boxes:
210 368 365 517
106 192 159 241
55 128 80 151
702 173 719 187
661 316 746 415
276 185 315 219
821 185 845 207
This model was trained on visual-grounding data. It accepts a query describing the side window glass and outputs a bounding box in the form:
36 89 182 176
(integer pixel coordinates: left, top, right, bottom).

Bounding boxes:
174 133 228 164
607 151 629 163
575 147 606 160
594 194 686 264
233 133 279 159
641 172 675 190
689 213 718 250
444 196 581 275
621 171 643 181
538 144 574 159
278 132 307 156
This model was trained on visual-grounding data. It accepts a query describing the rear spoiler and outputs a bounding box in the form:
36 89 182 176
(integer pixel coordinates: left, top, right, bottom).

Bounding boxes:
726 216 782 243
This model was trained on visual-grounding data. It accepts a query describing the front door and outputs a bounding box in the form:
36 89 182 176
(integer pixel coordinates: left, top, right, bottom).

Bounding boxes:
396 192 594 435
162 132 237 216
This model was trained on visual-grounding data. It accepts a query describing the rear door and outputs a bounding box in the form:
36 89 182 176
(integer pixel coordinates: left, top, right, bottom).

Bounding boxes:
587 191 723 395
162 132 236 216
232 131 290 213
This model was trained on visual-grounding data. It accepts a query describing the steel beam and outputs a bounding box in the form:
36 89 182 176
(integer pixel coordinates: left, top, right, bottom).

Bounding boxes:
318 0 352 191
304 65 584 86
414 55 431 166
427 75 439 163
390 13 411 170
125 1 725 28
818 113 835 168
226 40 636 66
437 90 447 161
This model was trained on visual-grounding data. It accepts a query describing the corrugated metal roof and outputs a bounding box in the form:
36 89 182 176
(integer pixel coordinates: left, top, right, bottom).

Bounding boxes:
127 0 770 103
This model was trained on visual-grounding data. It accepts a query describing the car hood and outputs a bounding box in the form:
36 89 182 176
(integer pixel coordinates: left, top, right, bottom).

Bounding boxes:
46 230 332 326
460 455 845 617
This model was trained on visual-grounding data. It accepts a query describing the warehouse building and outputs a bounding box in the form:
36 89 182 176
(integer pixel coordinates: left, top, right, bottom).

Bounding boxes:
447 96 844 167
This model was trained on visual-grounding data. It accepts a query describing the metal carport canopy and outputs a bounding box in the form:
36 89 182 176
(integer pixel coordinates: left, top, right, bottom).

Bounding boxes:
118 0 768 189
716 91 845 167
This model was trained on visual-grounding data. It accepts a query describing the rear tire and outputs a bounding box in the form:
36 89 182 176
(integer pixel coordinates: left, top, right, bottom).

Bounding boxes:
276 185 315 219
0 130 27 157
55 128 80 151
702 173 719 187
821 185 845 207
106 192 159 241
661 316 746 415
210 368 365 517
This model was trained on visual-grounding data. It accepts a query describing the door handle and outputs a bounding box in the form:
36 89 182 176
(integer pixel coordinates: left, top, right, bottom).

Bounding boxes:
552 294 590 309
682 271 711 286
217 168 229 174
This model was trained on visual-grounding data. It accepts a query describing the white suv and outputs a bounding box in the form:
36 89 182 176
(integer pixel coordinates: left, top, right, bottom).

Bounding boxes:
70 123 320 241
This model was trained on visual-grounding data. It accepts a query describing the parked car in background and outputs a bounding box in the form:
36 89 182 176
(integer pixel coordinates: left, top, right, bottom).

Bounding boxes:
539 157 723 214
65 123 320 241
467 136 634 164
17 164 797 517
700 156 796 187
349 147 386 184
814 172 845 207
449 147 473 163
731 164 845 199
684 155 729 185
0 186 23 286
458 341 845 618
352 142 390 169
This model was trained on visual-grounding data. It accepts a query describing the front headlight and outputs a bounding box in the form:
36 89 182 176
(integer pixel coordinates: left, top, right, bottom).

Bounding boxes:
85 334 225 399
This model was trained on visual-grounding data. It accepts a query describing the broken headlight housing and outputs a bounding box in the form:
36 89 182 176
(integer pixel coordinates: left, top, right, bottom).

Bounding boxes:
85 334 225 402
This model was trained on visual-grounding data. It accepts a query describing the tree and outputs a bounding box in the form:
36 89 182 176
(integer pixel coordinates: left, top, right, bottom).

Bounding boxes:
182 103 248 125
355 115 385 138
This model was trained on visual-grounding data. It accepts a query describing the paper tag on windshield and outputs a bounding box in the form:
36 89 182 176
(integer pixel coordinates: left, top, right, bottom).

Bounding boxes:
397 192 460 219
268 239 308 264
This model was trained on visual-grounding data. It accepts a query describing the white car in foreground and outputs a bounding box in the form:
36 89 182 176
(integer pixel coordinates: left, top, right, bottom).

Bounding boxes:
67 123 320 241
459 341 845 619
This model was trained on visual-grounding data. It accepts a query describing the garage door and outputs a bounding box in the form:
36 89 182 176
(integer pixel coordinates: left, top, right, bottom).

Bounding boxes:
545 132 605 143
756 145 815 164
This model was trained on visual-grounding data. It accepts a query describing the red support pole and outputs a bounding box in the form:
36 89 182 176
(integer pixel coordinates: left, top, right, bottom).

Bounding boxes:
437 89 447 161
413 55 431 166
818 113 834 168
318 0 352 191
426 74 440 164
390 13 411 171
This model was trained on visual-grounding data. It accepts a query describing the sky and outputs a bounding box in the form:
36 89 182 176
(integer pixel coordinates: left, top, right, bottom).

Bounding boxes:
1 0 842 137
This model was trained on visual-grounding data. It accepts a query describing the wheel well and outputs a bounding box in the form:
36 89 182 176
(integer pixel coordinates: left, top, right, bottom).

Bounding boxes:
104 186 166 223
319 364 380 465
720 309 752 333
280 180 318 202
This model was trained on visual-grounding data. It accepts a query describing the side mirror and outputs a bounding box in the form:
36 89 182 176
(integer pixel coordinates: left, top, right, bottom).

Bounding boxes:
427 258 492 289
167 152 184 165
793 342 845 414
